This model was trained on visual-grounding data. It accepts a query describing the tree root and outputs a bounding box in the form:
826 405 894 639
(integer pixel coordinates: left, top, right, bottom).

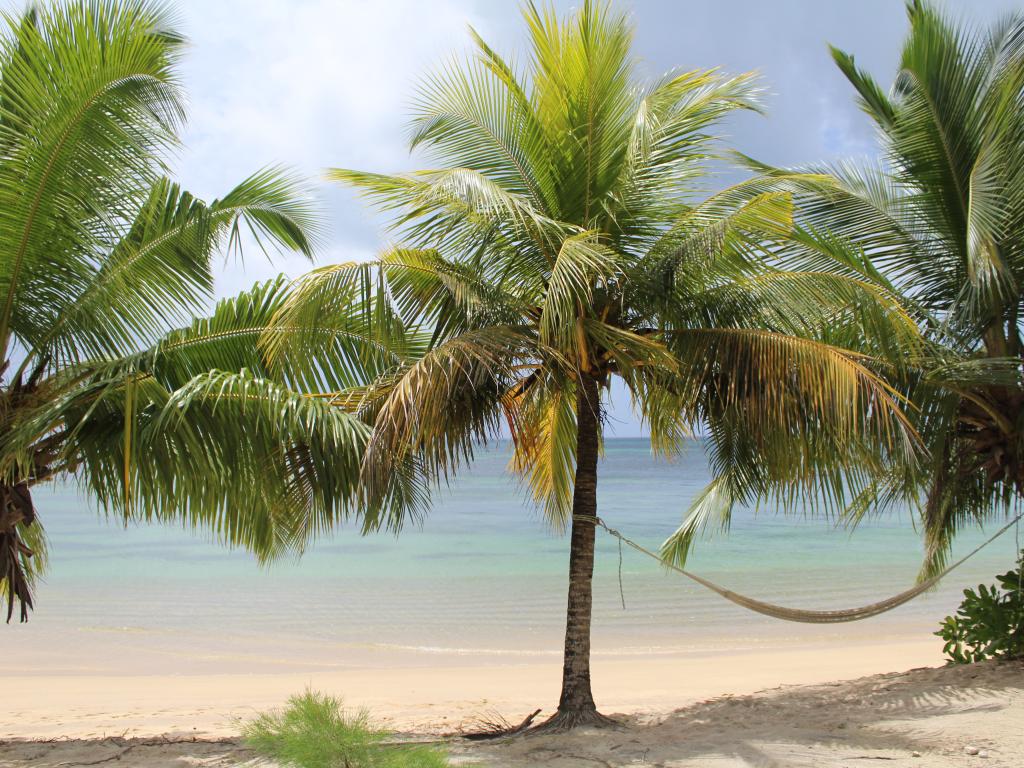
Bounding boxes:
461 708 543 740
527 706 621 734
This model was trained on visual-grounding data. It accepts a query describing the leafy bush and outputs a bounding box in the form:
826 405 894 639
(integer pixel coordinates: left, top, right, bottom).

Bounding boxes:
242 690 450 768
937 549 1024 664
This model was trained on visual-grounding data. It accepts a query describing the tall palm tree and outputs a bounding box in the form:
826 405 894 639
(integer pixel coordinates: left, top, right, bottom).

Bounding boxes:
730 0 1024 576
273 1 920 728
0 0 414 623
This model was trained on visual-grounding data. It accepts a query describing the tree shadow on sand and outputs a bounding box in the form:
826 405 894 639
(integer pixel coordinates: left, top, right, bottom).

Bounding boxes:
454 658 1024 767
0 737 263 768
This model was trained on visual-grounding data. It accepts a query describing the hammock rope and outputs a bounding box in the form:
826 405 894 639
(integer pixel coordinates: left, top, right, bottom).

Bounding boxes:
581 513 1024 624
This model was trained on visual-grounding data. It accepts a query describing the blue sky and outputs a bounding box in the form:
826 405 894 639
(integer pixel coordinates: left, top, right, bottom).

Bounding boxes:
13 0 1020 435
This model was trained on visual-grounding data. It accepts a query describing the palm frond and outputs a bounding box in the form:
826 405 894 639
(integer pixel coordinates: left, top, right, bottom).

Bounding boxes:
0 0 185 357
358 325 541 502
410 45 554 216
72 369 406 558
666 328 918 472
330 167 564 283
540 233 623 357
659 474 736 568
507 375 577 529
20 169 317 373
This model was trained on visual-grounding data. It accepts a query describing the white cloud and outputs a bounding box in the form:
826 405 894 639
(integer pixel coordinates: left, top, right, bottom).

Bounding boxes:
175 1 482 181
166 0 499 294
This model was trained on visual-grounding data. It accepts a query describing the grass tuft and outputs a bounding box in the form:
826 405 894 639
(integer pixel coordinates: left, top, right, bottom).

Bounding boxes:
242 690 450 768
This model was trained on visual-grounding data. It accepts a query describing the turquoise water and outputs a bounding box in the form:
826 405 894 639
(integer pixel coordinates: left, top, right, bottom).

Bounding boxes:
6 439 1021 664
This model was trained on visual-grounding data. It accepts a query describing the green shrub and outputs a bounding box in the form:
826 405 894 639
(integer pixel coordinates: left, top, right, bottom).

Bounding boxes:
242 690 450 768
937 549 1024 664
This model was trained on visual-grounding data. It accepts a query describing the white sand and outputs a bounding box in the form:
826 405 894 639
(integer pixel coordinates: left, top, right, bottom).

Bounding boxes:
454 658 1024 767
1 637 948 739
1 642 1021 767
1 658 1020 767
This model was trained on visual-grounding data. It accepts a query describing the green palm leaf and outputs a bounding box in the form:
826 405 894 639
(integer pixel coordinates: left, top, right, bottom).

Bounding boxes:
0 2 362 623
742 0 1024 580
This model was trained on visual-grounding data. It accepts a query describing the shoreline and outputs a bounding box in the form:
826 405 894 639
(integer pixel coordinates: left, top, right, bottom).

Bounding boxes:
2 657 1021 768
3 636 949 740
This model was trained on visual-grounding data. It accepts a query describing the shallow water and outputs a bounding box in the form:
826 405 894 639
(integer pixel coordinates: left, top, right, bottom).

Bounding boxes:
5 438 1021 666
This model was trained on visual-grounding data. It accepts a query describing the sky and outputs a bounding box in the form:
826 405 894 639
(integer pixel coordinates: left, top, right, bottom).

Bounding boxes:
15 0 1022 436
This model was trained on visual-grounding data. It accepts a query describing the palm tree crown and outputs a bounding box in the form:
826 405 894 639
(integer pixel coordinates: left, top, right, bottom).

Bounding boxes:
0 0 411 623
741 0 1024 574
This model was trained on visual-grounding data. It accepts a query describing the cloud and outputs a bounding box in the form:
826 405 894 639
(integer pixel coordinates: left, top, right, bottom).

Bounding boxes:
175 1 481 180
166 0 496 294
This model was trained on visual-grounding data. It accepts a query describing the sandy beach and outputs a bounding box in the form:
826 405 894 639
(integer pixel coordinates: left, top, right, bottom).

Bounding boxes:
1 654 1020 767
7 455 1022 765
0 638 949 738
7 460 1022 767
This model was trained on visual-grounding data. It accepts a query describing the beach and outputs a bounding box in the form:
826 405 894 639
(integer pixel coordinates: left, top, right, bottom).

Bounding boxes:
2 657 1022 766
0 636 954 739
2 440 1021 763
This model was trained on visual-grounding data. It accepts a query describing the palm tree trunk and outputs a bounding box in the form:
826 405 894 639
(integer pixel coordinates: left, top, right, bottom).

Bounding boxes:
0 483 35 623
539 373 615 730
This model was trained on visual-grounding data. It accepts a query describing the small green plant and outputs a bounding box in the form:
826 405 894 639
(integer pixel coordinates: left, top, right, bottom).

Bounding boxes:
242 690 450 768
937 549 1024 664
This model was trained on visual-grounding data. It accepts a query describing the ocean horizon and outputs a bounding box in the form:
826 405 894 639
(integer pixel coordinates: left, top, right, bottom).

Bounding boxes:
9 438 1020 673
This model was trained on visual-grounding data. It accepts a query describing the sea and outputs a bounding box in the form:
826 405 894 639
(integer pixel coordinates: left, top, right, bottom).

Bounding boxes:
5 438 1021 672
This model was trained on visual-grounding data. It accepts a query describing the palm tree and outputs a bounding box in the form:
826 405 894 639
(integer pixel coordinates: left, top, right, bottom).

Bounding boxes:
731 0 1024 576
273 1 920 728
0 0 414 623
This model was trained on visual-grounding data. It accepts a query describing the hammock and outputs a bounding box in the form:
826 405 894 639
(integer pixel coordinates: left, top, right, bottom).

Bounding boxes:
590 514 1022 624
